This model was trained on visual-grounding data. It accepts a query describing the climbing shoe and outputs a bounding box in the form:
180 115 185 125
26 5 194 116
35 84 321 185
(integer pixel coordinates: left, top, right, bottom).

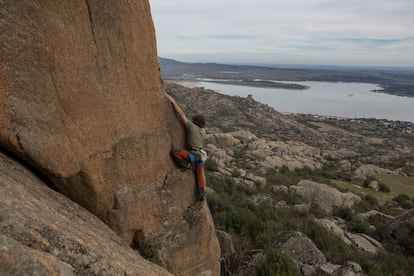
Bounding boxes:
198 188 205 201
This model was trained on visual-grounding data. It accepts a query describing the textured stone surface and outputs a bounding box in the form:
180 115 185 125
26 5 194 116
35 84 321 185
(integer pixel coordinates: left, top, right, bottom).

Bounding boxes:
315 218 353 246
226 250 265 276
273 231 342 275
332 261 366 276
249 193 273 206
205 128 325 190
289 180 361 214
384 208 414 255
271 185 289 198
0 1 220 274
216 230 235 256
356 210 395 223
274 231 326 266
315 218 383 254
351 164 395 185
0 152 171 275
344 233 383 254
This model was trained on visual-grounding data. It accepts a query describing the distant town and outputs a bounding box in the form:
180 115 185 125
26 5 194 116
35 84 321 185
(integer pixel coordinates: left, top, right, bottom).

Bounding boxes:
290 113 414 135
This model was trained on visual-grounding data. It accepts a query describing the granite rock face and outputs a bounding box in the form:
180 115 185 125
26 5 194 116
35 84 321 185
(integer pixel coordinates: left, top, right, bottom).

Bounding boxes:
0 1 220 274
0 152 172 275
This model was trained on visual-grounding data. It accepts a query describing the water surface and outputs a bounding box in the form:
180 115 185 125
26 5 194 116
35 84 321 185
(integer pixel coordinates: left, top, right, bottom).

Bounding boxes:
198 81 414 122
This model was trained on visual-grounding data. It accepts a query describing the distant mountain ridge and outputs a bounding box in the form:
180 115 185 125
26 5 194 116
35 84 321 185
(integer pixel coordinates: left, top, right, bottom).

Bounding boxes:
160 57 414 71
159 57 414 97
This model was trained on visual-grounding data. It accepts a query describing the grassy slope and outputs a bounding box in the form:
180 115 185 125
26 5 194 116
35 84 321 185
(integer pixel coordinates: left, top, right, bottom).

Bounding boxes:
331 174 414 204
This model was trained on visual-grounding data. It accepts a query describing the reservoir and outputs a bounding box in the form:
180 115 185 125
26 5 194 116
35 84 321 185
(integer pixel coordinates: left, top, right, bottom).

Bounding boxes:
197 81 414 123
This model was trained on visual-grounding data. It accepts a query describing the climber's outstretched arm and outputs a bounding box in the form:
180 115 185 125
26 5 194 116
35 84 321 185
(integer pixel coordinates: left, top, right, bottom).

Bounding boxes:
165 93 188 124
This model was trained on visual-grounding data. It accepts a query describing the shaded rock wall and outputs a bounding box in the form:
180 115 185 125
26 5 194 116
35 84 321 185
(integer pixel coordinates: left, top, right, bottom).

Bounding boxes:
0 0 220 274
0 152 172 275
384 208 414 255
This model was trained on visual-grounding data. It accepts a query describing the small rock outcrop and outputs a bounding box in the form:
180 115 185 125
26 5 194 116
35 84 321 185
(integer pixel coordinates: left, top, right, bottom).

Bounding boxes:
0 152 171 275
274 231 367 275
332 261 365 276
383 208 414 255
315 218 384 254
289 180 361 214
216 230 236 256
356 210 395 223
351 164 399 185
274 231 326 265
0 1 220 274
226 250 265 276
274 231 326 269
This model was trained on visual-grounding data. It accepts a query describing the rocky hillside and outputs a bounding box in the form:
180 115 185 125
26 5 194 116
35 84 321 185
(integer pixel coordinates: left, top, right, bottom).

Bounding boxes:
0 1 219 275
166 83 414 167
166 82 414 275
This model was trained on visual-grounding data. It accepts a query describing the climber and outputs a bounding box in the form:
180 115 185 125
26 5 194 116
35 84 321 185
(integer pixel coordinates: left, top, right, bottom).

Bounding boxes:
165 93 208 201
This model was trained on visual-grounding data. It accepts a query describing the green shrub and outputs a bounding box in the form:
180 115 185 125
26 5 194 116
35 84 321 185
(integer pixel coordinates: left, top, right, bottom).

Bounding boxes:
363 176 377 187
393 194 414 209
205 170 414 276
137 240 160 264
378 183 391 193
394 194 410 202
204 158 219 171
265 168 299 187
232 169 241 177
400 200 414 209
354 195 379 212
256 247 299 276
279 165 290 174
365 194 379 206
366 250 414 276
333 206 353 221
349 217 371 234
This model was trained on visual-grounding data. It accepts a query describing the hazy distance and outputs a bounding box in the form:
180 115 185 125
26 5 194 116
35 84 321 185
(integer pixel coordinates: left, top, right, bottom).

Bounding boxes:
150 0 414 68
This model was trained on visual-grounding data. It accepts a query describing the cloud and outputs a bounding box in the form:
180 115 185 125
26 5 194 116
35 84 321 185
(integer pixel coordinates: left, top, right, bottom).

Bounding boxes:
150 0 414 66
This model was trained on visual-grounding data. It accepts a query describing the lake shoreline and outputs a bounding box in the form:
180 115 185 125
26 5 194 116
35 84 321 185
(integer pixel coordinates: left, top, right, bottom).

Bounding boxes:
169 80 414 123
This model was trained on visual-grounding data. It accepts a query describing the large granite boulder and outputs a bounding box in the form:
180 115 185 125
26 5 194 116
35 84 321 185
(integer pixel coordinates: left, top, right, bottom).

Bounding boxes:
274 231 326 267
273 231 367 276
0 1 220 274
289 180 361 214
273 231 326 275
0 152 171 275
383 208 414 255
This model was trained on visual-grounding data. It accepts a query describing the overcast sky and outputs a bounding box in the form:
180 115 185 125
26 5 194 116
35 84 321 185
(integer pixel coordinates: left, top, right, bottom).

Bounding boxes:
150 0 414 67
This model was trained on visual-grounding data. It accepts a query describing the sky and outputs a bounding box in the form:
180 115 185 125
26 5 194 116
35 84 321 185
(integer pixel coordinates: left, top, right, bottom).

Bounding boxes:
149 0 414 67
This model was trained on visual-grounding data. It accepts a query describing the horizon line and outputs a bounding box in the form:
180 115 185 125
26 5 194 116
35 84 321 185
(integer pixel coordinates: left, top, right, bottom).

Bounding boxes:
159 56 414 71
